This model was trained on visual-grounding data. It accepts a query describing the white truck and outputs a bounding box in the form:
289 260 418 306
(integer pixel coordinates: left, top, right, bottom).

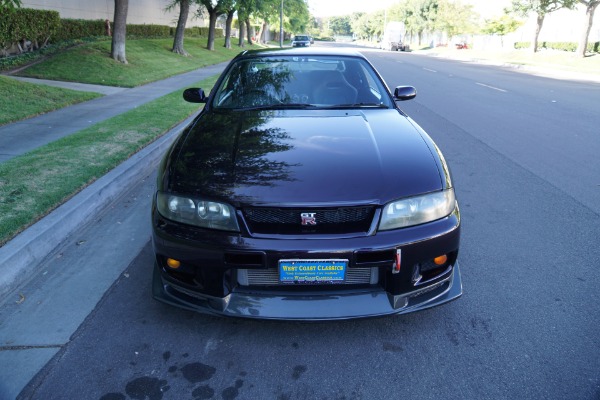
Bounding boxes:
381 21 409 52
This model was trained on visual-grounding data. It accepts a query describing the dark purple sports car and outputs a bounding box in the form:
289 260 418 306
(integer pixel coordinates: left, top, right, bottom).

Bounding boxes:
151 47 461 320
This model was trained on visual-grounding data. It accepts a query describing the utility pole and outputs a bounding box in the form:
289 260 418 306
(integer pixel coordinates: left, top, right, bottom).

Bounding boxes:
280 0 283 48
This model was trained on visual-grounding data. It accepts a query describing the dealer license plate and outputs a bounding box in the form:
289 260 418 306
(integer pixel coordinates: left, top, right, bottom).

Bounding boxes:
279 259 347 284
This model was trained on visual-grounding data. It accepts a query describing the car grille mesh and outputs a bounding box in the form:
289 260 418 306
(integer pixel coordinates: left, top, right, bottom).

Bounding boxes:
242 206 375 235
238 267 376 286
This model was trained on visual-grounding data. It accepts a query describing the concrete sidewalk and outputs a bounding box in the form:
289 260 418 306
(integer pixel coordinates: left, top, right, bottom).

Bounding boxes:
0 62 229 298
0 62 229 163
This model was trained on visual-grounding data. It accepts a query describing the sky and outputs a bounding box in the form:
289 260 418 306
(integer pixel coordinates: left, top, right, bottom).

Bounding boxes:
308 0 511 19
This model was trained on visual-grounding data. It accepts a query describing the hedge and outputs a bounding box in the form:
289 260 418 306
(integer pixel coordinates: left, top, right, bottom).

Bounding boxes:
127 24 171 38
54 21 223 41
183 26 224 38
55 20 171 41
0 8 225 44
53 19 106 42
1 8 225 57
0 8 60 52
514 41 600 53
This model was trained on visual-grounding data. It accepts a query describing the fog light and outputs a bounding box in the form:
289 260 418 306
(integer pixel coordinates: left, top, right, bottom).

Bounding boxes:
434 255 448 265
166 258 181 269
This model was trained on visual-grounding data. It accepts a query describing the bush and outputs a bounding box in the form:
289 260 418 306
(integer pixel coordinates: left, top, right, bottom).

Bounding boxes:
0 8 60 53
183 27 201 37
514 41 600 53
127 24 171 38
54 19 107 42
2 8 225 45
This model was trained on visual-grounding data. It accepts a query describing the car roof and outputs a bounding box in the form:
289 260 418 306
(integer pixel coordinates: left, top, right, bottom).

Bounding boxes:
236 47 366 60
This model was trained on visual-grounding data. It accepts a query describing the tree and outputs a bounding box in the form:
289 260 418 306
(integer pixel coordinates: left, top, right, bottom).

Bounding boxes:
350 12 369 40
576 0 600 57
482 13 523 47
283 0 310 35
329 16 351 36
169 0 191 55
384 0 439 45
511 0 576 52
211 0 237 48
415 0 439 45
198 0 226 50
111 0 128 63
246 17 254 45
223 8 235 48
350 11 384 42
253 0 279 44
236 0 252 47
434 0 478 41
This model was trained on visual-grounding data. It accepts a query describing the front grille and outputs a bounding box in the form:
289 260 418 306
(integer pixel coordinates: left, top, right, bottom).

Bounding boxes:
237 267 378 286
242 206 375 235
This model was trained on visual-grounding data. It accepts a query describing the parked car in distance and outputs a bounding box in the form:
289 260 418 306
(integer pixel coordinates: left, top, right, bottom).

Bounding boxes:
152 47 462 320
292 35 311 47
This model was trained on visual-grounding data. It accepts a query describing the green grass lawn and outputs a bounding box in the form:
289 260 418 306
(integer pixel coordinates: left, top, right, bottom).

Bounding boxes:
0 76 102 126
1 36 240 125
18 37 242 87
0 75 218 246
0 36 244 244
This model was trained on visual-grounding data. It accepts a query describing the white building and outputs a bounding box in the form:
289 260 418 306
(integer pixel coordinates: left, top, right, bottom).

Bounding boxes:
20 0 207 27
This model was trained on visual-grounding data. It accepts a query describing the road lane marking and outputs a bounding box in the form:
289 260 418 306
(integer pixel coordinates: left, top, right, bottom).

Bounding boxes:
476 82 507 92
423 68 437 73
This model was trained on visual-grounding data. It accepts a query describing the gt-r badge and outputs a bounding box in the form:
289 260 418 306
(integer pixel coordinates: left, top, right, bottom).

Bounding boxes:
301 212 317 226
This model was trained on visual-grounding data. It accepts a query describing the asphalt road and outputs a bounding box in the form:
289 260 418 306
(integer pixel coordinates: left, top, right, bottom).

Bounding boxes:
4 44 600 399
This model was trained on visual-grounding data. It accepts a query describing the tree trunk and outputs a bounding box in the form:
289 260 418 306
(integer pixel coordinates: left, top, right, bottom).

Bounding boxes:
262 22 269 43
172 0 190 55
246 18 253 45
256 22 264 44
207 11 217 50
575 1 599 57
238 19 245 47
224 10 234 49
531 13 544 53
111 0 128 64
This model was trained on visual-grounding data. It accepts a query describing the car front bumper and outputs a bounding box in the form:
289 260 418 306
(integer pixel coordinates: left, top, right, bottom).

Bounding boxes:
152 260 462 320
152 208 461 320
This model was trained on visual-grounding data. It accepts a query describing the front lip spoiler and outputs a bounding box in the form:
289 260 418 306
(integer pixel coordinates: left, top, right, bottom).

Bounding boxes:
152 262 462 321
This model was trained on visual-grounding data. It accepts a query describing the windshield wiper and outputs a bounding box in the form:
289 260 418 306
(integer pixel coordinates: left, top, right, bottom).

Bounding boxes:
319 103 389 109
233 103 318 111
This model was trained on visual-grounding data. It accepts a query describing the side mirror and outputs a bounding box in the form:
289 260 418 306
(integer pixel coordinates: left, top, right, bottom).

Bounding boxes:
183 88 207 103
393 86 417 101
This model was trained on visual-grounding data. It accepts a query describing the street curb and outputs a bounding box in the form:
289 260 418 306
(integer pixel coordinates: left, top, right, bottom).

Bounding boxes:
0 115 195 299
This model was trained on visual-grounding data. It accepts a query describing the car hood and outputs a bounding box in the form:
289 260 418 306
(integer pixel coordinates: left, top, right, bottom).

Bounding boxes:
167 109 443 206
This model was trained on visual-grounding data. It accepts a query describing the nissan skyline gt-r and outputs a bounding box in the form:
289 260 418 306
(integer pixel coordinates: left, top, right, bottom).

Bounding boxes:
151 47 462 320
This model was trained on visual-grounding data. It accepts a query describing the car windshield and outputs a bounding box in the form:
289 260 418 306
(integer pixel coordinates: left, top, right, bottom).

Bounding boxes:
294 36 309 41
211 55 394 110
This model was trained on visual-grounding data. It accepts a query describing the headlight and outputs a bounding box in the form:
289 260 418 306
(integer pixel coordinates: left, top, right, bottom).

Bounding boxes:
156 192 239 232
379 189 456 231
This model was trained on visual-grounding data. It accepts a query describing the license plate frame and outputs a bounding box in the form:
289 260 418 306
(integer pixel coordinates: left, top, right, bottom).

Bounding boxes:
279 259 348 284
